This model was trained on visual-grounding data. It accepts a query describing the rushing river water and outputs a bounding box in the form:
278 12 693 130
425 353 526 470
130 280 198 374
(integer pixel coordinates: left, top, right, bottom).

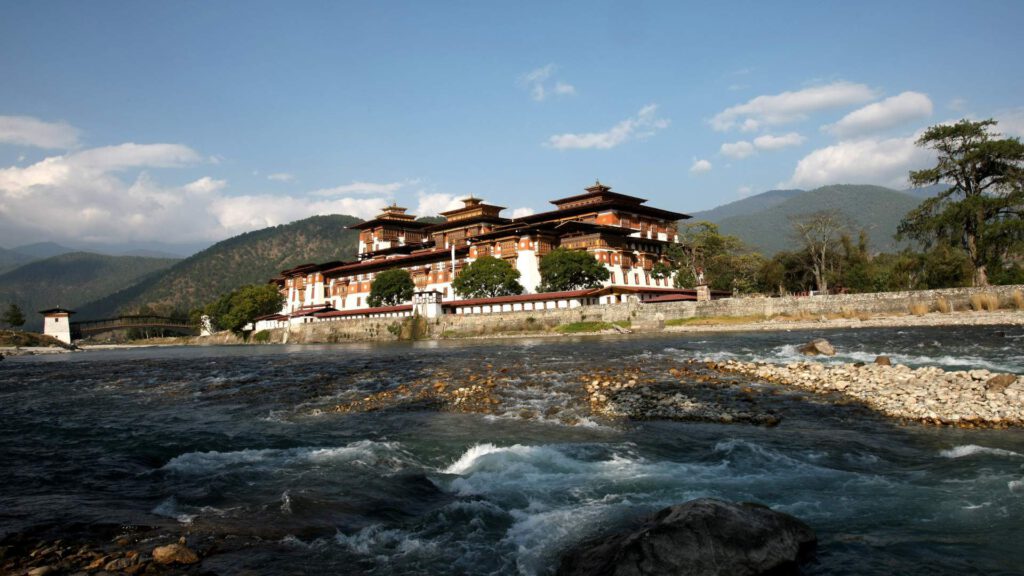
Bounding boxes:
2 326 1024 575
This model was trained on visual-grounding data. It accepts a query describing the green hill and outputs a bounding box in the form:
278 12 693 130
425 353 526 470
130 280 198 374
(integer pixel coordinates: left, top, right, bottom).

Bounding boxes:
78 214 363 317
11 241 77 260
711 184 923 255
0 252 179 330
688 189 804 222
0 247 31 274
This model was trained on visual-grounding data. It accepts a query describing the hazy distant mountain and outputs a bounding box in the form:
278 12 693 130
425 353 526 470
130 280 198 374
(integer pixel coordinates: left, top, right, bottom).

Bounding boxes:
711 184 924 255
688 189 805 222
0 252 178 330
11 241 77 260
902 183 951 199
0 247 32 274
118 248 186 258
79 214 363 318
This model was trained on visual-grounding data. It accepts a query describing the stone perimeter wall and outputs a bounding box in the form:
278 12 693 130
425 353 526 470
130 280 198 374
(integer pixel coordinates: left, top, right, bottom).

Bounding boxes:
648 284 1024 321
272 284 1023 343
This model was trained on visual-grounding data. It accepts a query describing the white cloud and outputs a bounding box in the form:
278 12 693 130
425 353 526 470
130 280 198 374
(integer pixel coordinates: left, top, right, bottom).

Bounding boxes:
519 64 575 101
554 82 576 96
415 191 464 216
948 98 967 112
739 118 761 132
547 104 669 150
267 172 294 182
752 132 805 150
997 108 1024 138
0 141 412 244
720 140 755 159
737 186 753 197
183 176 227 194
711 81 878 131
209 195 387 231
784 135 935 189
719 132 804 159
0 144 210 243
0 115 81 149
311 180 412 196
689 158 712 174
511 207 535 218
824 91 933 137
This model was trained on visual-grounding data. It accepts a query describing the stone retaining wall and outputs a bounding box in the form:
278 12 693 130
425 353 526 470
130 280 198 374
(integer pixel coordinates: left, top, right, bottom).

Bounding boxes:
640 284 1024 322
276 285 1023 343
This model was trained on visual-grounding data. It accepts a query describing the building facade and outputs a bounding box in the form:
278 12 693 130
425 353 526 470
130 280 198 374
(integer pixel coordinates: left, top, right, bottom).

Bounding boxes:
275 181 690 315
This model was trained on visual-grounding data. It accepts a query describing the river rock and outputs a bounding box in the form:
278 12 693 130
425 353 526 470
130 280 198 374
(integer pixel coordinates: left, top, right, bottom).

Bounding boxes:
151 543 199 565
556 498 816 576
986 374 1016 393
874 355 892 366
799 338 835 356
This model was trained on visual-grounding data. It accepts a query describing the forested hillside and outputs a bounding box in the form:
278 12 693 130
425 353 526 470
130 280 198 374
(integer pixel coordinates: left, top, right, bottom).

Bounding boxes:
0 253 178 330
79 214 363 317
712 185 923 255
688 189 804 223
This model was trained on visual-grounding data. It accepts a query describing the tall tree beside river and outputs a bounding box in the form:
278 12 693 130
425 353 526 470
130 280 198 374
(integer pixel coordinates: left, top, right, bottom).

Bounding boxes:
899 119 1024 286
203 284 285 334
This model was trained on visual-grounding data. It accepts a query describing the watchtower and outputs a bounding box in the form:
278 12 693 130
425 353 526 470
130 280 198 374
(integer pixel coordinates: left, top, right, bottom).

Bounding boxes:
40 307 75 344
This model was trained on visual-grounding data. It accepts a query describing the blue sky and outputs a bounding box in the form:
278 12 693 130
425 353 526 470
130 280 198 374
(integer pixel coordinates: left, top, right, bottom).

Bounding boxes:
1 1 1022 248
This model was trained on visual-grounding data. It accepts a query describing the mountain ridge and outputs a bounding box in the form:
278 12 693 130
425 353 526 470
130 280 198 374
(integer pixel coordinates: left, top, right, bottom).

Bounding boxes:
77 214 364 318
707 184 923 255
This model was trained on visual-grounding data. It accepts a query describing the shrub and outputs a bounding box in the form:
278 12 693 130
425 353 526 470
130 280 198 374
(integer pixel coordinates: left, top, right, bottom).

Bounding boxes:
368 269 415 307
252 330 271 343
970 292 1000 311
1013 290 1024 310
909 302 929 316
935 297 952 313
452 256 523 298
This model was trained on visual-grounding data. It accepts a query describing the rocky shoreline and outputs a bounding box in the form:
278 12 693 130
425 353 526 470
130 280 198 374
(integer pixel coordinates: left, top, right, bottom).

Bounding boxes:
326 341 1023 429
0 528 211 576
706 356 1024 428
663 309 1023 334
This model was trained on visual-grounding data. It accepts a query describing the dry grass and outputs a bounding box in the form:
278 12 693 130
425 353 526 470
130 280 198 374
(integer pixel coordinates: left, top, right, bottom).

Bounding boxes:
665 315 766 327
935 297 952 314
909 302 929 316
970 292 1000 312
1013 290 1024 310
840 307 859 319
775 310 816 322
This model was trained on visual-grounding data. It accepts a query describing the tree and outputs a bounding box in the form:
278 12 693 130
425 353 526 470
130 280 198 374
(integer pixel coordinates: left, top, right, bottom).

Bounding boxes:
898 119 1024 286
204 283 285 334
452 256 524 298
673 222 743 284
538 247 610 292
2 303 25 329
790 210 847 293
368 269 415 307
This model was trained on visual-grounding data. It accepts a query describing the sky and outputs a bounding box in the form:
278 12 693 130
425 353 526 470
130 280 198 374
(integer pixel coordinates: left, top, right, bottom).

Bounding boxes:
1 1 1023 250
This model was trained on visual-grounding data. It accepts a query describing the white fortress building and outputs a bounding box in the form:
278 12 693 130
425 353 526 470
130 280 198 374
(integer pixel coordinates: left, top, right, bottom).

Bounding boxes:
266 181 702 324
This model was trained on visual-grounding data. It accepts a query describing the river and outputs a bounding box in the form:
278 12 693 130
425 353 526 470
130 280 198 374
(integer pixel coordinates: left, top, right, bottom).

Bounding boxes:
2 326 1023 575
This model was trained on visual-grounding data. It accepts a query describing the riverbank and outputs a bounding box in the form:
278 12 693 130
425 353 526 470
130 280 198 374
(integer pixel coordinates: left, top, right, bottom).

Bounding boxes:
326 335 1023 429
663 309 1023 333
2 328 1022 575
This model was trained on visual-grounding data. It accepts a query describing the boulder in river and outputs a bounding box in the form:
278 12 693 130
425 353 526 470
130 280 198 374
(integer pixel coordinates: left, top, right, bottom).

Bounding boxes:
799 338 835 356
556 498 816 576
986 374 1016 394
874 355 892 366
151 543 199 565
